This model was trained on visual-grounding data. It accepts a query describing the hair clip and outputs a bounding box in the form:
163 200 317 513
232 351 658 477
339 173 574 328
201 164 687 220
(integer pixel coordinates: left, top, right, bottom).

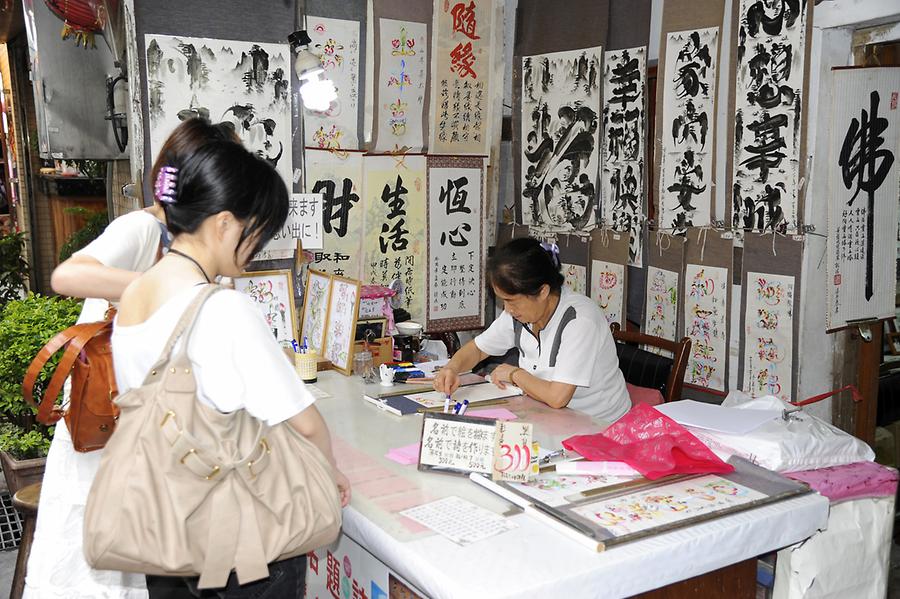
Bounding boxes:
154 166 179 205
539 241 561 268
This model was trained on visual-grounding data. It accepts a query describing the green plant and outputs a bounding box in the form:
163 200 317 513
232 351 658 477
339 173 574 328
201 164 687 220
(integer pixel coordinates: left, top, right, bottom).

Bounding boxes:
59 207 109 262
0 232 28 311
72 159 106 179
0 422 51 459
0 293 81 430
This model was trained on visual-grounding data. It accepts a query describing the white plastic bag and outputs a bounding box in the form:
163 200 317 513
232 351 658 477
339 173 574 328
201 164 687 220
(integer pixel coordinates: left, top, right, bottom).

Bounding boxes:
687 392 874 472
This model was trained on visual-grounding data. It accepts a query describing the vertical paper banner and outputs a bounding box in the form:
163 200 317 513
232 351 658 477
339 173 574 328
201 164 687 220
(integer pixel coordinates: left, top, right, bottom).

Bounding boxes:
644 233 686 355
303 17 362 150
520 47 603 233
684 264 729 391
304 150 365 279
145 35 292 189
659 28 719 233
373 18 429 152
590 228 630 327
426 155 486 331
364 155 427 323
743 272 794 401
826 67 900 329
430 0 494 155
740 233 802 402
556 234 591 296
601 46 646 266
257 194 324 260
731 0 808 233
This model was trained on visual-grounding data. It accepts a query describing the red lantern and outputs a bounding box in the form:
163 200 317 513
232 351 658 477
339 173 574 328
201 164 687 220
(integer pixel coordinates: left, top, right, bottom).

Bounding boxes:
43 0 118 48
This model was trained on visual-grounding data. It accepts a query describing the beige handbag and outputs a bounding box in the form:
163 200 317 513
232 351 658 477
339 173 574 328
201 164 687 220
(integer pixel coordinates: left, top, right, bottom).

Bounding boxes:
83 285 342 589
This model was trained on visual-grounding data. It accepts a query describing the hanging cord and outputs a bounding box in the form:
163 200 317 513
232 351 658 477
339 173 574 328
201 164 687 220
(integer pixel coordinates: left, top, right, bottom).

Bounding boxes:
599 226 610 248
655 229 671 256
387 144 411 170
696 226 710 263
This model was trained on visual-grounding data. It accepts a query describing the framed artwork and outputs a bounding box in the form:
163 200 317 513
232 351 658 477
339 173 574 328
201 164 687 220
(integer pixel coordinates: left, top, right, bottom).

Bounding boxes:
323 275 361 374
233 269 297 349
355 318 387 342
300 269 333 354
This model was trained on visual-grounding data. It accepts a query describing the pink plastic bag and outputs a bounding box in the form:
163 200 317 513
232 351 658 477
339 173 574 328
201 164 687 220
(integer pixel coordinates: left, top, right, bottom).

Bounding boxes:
562 404 733 480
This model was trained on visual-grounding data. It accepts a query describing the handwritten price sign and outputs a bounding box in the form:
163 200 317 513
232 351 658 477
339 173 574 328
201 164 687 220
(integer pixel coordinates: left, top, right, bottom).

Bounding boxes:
492 421 538 482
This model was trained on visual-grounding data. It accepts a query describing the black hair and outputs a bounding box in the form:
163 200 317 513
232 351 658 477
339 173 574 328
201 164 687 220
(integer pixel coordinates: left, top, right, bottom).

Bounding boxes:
487 237 564 296
163 141 288 259
150 117 241 194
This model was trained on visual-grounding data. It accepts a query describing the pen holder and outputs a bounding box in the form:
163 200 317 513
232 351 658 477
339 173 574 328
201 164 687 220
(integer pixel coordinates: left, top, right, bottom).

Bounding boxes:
295 351 318 384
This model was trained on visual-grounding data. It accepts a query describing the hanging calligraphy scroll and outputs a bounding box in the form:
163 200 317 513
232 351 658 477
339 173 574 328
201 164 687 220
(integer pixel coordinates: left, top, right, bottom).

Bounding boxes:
683 230 733 393
557 234 591 296
644 233 686 356
730 0 809 233
826 67 900 330
601 46 646 266
589 229 630 327
304 149 365 279
426 155 486 332
371 0 432 153
520 47 603 233
740 233 803 402
659 28 719 233
303 16 362 150
363 154 427 323
430 0 494 155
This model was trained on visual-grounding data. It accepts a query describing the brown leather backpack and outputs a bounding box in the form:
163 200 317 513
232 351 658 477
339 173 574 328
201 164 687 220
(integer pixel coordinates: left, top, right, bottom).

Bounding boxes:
23 312 119 452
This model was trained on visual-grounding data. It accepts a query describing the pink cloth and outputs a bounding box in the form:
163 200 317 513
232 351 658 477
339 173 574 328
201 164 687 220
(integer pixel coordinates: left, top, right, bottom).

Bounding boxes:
563 403 733 480
627 382 665 407
784 461 898 503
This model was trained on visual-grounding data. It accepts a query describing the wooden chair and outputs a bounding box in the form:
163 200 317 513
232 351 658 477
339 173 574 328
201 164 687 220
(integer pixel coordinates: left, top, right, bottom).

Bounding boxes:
610 323 691 403
10 482 41 599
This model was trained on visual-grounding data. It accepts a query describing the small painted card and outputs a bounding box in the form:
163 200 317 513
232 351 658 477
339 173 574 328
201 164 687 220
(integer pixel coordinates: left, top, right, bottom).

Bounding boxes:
323 275 361 374
233 269 297 348
300 269 333 355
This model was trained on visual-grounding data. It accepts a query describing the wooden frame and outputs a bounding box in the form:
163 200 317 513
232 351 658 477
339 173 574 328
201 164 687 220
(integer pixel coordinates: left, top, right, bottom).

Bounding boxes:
299 269 333 355
322 275 361 375
355 318 387 342
233 269 298 349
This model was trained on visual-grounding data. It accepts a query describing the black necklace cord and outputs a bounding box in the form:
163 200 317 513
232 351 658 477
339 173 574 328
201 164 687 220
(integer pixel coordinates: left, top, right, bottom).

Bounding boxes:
167 247 213 284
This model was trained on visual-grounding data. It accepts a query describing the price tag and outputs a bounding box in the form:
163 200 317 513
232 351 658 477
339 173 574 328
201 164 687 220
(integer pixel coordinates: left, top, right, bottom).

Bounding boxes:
491 421 538 482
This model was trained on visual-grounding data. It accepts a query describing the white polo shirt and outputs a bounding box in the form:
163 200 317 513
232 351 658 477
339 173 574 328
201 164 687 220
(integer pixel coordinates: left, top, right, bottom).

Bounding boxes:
475 288 630 422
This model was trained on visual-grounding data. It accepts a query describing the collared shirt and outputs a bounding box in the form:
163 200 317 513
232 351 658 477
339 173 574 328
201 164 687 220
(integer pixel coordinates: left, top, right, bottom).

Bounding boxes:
475 288 630 422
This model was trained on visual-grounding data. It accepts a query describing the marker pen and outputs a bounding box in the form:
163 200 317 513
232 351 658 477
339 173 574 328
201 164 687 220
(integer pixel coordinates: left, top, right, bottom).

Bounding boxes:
458 399 470 416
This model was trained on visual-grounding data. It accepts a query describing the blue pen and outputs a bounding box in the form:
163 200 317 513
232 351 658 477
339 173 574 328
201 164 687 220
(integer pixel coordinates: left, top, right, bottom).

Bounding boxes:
458 399 470 416
291 339 300 353
453 401 462 415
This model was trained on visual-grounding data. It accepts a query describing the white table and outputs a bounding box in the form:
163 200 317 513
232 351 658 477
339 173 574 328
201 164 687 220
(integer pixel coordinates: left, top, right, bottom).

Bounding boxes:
312 371 829 599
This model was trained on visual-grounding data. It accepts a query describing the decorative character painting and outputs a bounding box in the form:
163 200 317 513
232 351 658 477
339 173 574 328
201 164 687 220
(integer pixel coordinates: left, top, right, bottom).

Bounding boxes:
590 259 626 327
644 266 679 356
521 47 603 233
375 19 428 152
300 269 333 355
743 272 794 401
233 270 297 349
323 276 361 374
145 34 293 188
826 68 900 329
683 264 728 391
562 263 587 296
304 16 361 150
660 28 718 234
601 46 646 266
732 0 808 233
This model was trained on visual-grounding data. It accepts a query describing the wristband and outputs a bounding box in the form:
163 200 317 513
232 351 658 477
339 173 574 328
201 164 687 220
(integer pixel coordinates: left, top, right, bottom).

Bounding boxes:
510 367 522 387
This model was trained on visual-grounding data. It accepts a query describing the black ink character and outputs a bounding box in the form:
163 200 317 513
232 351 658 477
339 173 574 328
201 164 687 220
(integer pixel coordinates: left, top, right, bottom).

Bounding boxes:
674 31 712 99
380 218 410 253
839 90 895 300
746 42 796 109
667 149 706 217
439 177 472 215
381 175 408 219
312 177 359 238
441 223 472 247
741 110 787 181
743 0 802 38
671 99 709 149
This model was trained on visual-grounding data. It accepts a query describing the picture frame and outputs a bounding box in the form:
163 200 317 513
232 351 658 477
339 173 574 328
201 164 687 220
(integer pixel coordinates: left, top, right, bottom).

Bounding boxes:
233 269 298 349
355 318 387 342
299 269 333 355
322 275 361 375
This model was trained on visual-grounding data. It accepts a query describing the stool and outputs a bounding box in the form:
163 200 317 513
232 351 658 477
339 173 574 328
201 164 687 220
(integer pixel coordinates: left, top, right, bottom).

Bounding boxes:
10 483 40 599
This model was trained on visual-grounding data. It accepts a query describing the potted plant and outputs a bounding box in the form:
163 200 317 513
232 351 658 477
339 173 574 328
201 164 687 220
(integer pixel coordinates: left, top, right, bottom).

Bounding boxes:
0 293 81 494
0 231 28 311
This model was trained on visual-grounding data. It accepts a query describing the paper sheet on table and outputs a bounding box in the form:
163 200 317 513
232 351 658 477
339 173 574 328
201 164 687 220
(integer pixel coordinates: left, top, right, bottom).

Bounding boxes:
385 442 420 465
407 382 524 409
467 408 519 421
655 400 780 435
414 359 450 377
400 496 517 546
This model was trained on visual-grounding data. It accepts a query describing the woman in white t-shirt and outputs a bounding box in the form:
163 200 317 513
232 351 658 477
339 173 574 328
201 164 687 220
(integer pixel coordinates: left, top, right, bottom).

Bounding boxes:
434 237 630 422
25 119 241 599
113 139 349 598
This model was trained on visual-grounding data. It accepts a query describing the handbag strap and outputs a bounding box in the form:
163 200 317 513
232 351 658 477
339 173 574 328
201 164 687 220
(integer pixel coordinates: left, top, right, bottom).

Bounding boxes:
23 320 111 424
143 284 221 381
